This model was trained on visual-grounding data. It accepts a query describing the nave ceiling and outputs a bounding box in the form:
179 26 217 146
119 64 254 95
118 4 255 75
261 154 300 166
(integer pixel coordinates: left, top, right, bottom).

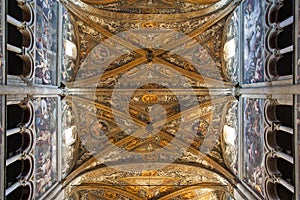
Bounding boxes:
59 0 240 199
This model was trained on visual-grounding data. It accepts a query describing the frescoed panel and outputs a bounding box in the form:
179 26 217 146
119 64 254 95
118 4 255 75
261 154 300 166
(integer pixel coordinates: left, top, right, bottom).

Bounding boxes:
242 0 265 84
61 8 77 82
222 101 239 176
243 98 265 196
61 100 78 178
34 97 58 197
223 7 239 83
35 0 58 85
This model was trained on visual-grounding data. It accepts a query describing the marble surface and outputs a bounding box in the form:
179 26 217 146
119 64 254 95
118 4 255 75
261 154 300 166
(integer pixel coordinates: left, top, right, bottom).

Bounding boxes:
34 97 58 196
243 98 265 196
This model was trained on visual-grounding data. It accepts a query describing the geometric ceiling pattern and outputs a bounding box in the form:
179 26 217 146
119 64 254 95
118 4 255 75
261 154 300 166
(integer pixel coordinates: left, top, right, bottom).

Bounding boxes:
60 0 240 199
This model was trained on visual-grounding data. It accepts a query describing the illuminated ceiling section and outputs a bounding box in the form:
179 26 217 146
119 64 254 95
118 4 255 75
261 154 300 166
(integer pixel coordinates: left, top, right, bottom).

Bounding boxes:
60 0 240 199
65 163 232 199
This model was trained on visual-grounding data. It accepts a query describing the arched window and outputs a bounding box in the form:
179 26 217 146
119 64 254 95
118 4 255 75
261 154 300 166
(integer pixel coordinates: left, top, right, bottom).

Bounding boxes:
265 179 294 200
277 0 293 22
6 183 33 200
7 103 33 129
275 130 293 154
265 103 293 128
265 129 293 155
6 158 33 189
7 0 31 23
7 24 31 49
268 0 293 24
7 52 33 77
6 130 32 159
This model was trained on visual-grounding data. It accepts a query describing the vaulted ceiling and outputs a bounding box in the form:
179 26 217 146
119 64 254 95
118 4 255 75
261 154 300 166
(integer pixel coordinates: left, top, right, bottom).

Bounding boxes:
60 0 240 199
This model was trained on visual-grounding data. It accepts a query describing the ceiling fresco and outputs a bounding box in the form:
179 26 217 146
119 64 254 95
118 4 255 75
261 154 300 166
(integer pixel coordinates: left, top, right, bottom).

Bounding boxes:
60 0 240 199
65 164 231 199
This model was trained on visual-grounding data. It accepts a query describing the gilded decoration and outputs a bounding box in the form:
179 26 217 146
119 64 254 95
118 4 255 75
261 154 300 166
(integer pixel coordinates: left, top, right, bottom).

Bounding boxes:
221 100 239 175
60 0 239 199
61 100 80 178
79 0 224 15
65 163 232 199
61 8 78 82
221 7 239 83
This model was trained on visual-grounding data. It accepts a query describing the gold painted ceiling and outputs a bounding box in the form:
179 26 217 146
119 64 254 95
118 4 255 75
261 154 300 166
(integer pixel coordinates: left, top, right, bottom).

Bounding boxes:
61 0 240 199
